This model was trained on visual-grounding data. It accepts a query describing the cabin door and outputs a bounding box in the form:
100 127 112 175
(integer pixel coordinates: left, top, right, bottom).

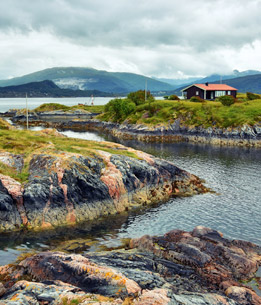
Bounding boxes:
211 92 214 99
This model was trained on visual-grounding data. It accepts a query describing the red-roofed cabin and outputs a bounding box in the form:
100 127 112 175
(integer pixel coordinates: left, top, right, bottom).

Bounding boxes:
181 83 237 100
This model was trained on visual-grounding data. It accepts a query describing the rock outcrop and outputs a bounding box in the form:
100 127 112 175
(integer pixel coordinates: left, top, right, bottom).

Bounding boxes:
0 140 207 232
0 226 260 304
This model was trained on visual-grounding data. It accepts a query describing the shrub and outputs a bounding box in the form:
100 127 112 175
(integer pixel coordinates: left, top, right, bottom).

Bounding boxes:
246 92 260 100
168 94 180 101
163 95 169 100
218 95 235 106
104 98 136 122
190 96 205 103
127 90 155 105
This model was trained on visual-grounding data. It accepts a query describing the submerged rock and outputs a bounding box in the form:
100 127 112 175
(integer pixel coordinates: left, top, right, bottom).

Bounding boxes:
0 226 260 304
0 142 208 232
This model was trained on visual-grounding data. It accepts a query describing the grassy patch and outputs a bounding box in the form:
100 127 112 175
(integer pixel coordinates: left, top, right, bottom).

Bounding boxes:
0 118 12 130
100 98 261 128
34 103 104 113
0 127 139 183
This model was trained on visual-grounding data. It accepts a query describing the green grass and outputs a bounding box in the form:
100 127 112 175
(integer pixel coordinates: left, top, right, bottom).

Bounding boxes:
99 98 261 128
0 124 138 183
33 103 105 113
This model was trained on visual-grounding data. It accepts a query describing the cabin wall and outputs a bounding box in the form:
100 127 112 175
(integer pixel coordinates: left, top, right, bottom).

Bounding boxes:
185 86 204 99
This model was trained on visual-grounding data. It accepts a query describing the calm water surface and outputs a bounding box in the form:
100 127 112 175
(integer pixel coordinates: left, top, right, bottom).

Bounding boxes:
0 97 113 112
0 127 260 266
0 96 164 112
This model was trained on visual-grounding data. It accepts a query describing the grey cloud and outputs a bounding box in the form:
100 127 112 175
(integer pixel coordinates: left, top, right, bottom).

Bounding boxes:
1 0 260 51
0 0 261 79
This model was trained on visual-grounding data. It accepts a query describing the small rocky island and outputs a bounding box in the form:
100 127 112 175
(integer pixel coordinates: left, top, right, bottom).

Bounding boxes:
0 226 260 304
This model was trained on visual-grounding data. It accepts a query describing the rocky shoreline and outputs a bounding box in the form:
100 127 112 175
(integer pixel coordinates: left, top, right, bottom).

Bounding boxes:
0 131 208 232
0 226 260 304
5 109 261 147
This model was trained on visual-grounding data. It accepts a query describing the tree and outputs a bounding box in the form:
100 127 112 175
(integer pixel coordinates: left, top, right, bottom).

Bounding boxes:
127 90 155 105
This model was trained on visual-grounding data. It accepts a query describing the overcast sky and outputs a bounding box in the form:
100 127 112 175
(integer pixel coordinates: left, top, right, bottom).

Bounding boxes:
1 0 261 80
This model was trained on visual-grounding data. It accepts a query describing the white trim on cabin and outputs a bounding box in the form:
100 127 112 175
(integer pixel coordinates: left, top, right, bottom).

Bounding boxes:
181 84 205 92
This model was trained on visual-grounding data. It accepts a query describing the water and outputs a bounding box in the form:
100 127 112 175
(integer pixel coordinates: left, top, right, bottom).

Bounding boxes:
0 96 164 112
0 97 113 112
0 127 260 266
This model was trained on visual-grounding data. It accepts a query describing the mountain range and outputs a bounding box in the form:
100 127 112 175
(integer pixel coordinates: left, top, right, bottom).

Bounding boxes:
0 80 111 98
156 70 261 89
0 67 260 96
0 67 174 93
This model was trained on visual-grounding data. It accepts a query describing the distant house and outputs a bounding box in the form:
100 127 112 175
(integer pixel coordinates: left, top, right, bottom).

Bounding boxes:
181 83 237 100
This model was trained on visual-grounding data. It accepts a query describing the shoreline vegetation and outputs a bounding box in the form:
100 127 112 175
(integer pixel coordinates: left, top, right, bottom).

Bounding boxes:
97 92 261 128
3 91 261 147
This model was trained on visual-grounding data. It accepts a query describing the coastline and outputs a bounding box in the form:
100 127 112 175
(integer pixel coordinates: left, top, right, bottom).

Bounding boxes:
9 113 261 147
0 127 208 233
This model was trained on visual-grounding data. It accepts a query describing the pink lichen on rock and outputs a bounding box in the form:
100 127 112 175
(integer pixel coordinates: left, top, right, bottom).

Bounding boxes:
56 163 76 224
129 148 155 165
225 286 261 305
0 174 28 226
134 288 170 305
19 252 141 297
98 151 126 210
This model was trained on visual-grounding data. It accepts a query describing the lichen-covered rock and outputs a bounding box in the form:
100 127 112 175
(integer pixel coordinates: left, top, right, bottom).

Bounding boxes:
225 286 261 305
0 227 260 304
0 283 5 297
0 152 24 172
3 251 141 299
0 144 207 232
0 175 25 231
0 280 123 305
133 288 170 305
129 226 261 304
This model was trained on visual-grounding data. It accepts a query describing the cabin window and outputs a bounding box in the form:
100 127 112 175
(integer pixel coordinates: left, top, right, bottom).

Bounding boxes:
196 91 199 95
227 91 231 95
215 91 226 97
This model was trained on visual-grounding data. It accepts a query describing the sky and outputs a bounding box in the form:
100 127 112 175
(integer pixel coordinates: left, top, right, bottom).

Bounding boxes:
1 0 261 80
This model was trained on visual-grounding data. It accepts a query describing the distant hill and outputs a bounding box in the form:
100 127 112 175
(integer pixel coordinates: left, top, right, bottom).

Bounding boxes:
0 80 112 98
171 73 261 95
153 77 200 88
155 70 261 89
0 67 174 93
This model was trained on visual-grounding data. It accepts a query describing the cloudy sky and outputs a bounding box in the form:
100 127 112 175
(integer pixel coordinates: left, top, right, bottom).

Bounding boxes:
1 0 261 80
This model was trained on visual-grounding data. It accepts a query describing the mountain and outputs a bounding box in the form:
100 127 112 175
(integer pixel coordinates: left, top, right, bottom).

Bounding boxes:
155 70 261 89
194 70 261 84
172 73 261 94
0 67 174 93
0 80 112 98
153 77 201 88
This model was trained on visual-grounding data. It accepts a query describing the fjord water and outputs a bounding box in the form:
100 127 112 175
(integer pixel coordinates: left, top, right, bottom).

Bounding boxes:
0 129 260 266
0 97 113 112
